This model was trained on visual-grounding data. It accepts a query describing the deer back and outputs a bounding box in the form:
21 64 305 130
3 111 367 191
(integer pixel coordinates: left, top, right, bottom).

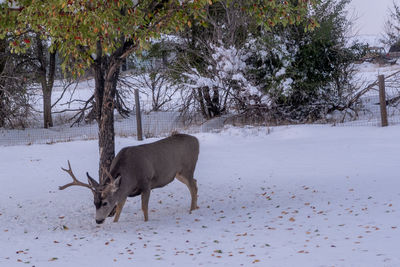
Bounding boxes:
111 134 199 193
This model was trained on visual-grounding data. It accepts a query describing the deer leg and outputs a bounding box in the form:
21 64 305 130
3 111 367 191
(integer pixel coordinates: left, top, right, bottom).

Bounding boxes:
113 197 127 223
176 174 198 212
190 178 198 211
141 190 150 222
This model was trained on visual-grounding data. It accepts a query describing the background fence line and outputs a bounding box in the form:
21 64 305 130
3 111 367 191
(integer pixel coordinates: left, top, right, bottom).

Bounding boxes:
335 74 400 127
0 112 234 146
1 74 400 146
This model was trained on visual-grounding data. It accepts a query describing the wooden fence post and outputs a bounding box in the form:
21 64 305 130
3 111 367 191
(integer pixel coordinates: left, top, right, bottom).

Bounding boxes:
378 75 388 127
134 89 143 140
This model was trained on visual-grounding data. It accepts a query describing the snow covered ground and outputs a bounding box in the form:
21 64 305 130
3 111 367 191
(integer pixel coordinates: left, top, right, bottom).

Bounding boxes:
0 125 399 267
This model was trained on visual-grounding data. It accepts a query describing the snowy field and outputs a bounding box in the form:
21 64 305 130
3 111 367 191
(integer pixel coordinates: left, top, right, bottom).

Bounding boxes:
0 125 399 267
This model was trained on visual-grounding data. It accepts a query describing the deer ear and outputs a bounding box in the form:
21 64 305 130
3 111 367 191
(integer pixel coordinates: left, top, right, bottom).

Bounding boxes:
87 172 99 188
112 175 122 192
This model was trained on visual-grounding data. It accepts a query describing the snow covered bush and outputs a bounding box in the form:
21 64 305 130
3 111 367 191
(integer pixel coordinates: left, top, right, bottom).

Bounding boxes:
183 43 266 119
168 0 272 121
243 0 365 123
166 0 363 125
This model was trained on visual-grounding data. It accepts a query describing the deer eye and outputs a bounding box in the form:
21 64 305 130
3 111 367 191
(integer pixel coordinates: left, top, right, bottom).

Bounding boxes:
102 202 108 206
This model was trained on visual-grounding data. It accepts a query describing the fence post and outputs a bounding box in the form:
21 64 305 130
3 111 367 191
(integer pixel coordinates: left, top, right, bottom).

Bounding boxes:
134 89 143 140
378 75 388 127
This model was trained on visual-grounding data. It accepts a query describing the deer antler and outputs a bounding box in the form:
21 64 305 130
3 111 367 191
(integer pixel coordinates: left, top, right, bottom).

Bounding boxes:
60 160 95 194
102 166 114 183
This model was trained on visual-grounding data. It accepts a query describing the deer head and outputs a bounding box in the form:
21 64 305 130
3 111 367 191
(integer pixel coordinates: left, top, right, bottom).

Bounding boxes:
87 171 122 224
60 161 121 224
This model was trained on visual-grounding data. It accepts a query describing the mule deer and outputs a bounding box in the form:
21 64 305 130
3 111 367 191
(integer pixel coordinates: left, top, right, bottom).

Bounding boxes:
59 134 199 224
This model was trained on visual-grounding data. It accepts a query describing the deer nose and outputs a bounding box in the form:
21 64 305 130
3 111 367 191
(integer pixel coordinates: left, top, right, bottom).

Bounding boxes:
96 219 105 224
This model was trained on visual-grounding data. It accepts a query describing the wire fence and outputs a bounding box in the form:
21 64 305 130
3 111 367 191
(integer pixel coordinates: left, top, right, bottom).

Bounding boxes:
0 111 230 146
1 76 400 146
1 100 398 147
335 80 400 127
0 112 174 146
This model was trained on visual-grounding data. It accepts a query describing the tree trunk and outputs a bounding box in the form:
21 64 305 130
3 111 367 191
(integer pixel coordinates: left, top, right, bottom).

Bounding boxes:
98 81 115 183
202 87 222 118
43 50 56 128
211 87 221 116
94 41 105 123
35 35 56 128
93 38 134 182
0 39 6 127
197 88 209 119
97 61 120 183
42 89 53 128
